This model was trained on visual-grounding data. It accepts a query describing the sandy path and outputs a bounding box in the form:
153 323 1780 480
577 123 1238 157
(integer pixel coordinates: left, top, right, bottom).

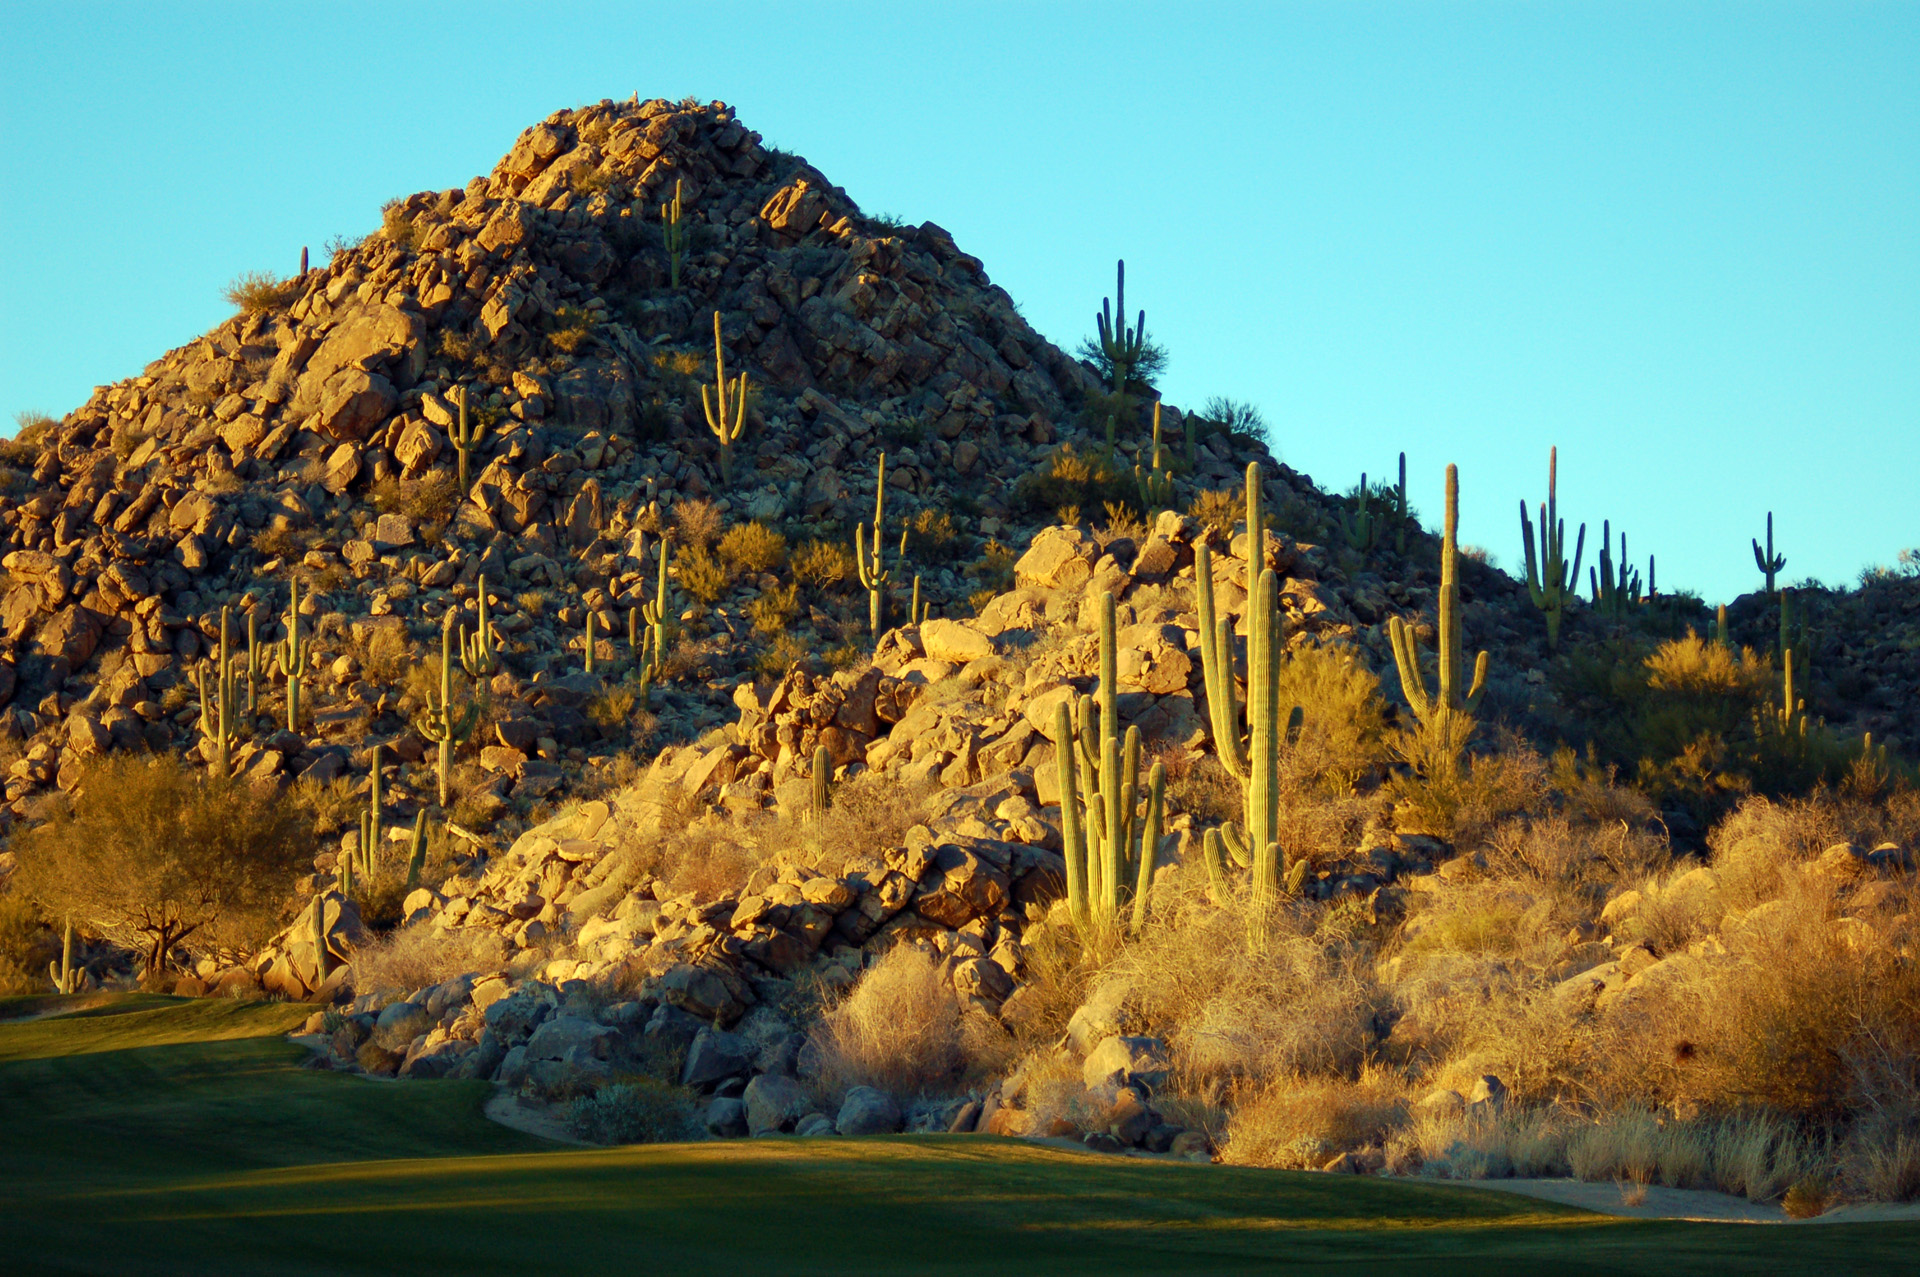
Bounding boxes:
483 1090 590 1146
1457 1177 1920 1224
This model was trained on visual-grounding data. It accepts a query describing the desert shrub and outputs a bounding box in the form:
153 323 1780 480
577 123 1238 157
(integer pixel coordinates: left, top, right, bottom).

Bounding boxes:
1109 883 1381 1085
380 199 420 250
567 1078 697 1144
1197 396 1267 446
587 684 640 733
793 539 855 590
903 508 960 561
963 539 1017 601
1564 1106 1820 1202
1393 1104 1572 1180
1390 726 1550 845
809 945 987 1098
547 304 595 355
363 625 412 686
672 498 724 549
1012 444 1133 518
1276 642 1388 794
350 921 506 993
1220 1068 1408 1168
754 633 809 678
677 547 730 604
292 774 362 837
0 894 49 996
1099 501 1147 544
370 472 459 525
251 526 308 560
718 521 787 575
748 583 798 637
1187 489 1240 541
223 271 298 314
12 755 314 977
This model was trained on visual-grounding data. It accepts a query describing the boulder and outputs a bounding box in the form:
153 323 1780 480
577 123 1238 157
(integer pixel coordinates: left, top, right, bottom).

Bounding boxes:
681 1027 756 1088
370 999 433 1052
743 1073 811 1136
835 1086 903 1136
1082 1034 1171 1093
919 618 995 665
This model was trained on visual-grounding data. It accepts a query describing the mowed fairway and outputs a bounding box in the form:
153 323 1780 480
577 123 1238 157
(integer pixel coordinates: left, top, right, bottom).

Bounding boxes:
0 998 1914 1275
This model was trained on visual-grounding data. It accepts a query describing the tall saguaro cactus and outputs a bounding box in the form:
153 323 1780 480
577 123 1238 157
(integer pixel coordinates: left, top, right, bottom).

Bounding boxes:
1389 464 1489 751
419 611 481 808
1520 446 1586 649
855 452 890 647
1055 592 1167 935
360 743 384 877
1753 512 1786 594
245 610 265 715
49 916 80 994
1134 400 1175 513
196 605 241 779
1588 520 1642 619
702 310 749 485
274 580 310 733
661 178 689 289
451 388 488 494
635 538 672 703
458 575 497 678
1094 258 1146 398
1192 463 1308 904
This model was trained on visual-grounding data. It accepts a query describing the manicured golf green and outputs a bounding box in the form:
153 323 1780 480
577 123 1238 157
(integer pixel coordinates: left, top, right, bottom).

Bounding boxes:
1 997 1914 1274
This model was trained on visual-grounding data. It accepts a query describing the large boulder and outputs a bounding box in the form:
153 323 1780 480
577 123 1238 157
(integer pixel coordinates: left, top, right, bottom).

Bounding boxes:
835 1086 902 1136
1082 1034 1171 1093
743 1073 812 1136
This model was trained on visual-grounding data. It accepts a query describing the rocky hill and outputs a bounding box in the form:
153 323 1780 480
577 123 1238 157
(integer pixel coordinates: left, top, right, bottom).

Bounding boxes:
0 91 1911 865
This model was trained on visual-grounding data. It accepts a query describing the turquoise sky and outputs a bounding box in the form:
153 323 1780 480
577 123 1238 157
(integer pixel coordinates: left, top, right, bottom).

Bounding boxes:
2 2 1914 605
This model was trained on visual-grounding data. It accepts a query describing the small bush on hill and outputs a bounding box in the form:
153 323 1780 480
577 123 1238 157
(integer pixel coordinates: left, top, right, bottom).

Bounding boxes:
809 944 1003 1098
719 521 787 575
567 1078 698 1143
223 271 299 314
793 539 855 590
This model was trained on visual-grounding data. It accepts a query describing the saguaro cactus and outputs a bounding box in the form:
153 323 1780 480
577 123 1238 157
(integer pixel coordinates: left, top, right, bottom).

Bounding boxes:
1338 472 1381 552
1753 511 1786 593
1520 446 1586 649
419 611 481 808
702 310 749 484
1192 464 1307 904
361 743 384 875
637 539 672 703
811 744 831 825
451 388 488 494
195 605 241 779
1389 464 1489 753
458 575 497 678
661 178 689 289
1134 401 1175 513
855 453 890 647
583 610 598 675
309 895 330 984
404 809 429 891
274 580 310 733
245 610 265 715
48 916 79 994
1094 259 1146 397
1053 591 1167 935
1588 520 1642 619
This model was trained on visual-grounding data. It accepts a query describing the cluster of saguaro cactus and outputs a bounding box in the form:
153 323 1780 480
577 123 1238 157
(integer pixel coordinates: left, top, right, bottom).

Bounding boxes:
1753 511 1786 593
451 388 488 494
1589 520 1643 619
419 611 482 808
274 580 310 732
48 916 80 994
1134 401 1175 513
1338 472 1383 552
811 744 832 826
195 605 242 779
661 178 689 289
1520 446 1586 649
1389 464 1489 762
1055 591 1167 935
1192 464 1309 906
855 453 890 648
1094 259 1146 398
702 310 749 485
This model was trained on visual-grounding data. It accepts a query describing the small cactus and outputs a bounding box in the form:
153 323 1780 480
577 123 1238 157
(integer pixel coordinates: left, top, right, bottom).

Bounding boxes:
404 809 429 891
309 895 330 985
1133 401 1175 513
48 916 79 995
584 610 598 675
195 605 241 779
458 575 497 678
811 744 831 825
1337 471 1381 552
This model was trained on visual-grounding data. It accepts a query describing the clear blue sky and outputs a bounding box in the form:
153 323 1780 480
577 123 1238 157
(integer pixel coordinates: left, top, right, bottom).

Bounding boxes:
3 2 1914 604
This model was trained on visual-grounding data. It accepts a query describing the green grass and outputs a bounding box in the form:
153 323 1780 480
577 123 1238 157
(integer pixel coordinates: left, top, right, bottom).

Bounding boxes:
1 996 1916 1274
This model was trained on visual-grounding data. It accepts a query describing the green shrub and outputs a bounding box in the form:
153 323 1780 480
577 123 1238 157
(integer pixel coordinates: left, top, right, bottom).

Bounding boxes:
566 1079 698 1143
677 546 730 604
794 539 855 590
1012 444 1133 519
0 895 48 996
718 521 787 575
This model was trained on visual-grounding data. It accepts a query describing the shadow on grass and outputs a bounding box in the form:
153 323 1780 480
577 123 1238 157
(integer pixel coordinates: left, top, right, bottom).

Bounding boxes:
1 997 1915 1276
